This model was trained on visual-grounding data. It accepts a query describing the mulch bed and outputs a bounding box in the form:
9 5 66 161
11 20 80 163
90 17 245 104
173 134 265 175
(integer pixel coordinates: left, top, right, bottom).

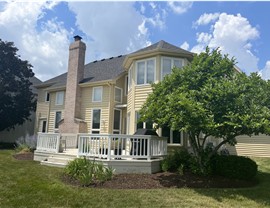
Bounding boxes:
61 171 258 189
13 153 258 189
13 152 34 160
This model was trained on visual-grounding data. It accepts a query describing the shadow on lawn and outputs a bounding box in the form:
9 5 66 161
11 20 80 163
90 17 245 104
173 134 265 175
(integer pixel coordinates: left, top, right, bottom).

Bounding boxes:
0 142 15 150
193 171 270 206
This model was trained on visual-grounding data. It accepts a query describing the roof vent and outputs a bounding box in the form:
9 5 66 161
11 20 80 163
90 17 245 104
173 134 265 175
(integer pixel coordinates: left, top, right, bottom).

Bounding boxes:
118 55 122 58
109 57 113 59
74 35 82 41
93 60 97 63
101 59 105 61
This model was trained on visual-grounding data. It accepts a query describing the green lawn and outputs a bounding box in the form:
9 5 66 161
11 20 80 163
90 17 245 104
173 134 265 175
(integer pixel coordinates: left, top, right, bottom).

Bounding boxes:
0 150 270 208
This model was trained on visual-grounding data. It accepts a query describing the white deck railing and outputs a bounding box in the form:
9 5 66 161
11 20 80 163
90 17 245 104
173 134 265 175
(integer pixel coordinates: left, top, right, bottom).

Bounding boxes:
36 133 167 160
36 133 60 153
78 134 167 160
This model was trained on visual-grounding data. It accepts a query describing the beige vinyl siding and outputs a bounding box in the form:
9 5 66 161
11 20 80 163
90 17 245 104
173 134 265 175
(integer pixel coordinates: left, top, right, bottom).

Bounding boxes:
134 85 152 110
48 110 64 132
226 135 270 157
36 102 49 118
81 85 110 133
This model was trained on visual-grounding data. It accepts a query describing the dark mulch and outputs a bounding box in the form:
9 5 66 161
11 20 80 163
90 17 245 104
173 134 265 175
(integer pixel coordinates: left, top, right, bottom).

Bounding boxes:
61 171 258 189
13 152 34 160
14 152 258 189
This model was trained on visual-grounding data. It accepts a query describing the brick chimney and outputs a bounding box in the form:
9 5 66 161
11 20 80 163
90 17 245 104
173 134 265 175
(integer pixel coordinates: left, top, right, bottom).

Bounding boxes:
59 35 87 133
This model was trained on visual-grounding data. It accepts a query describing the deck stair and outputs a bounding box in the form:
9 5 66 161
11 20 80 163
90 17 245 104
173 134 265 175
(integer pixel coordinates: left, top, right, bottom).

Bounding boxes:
40 151 77 168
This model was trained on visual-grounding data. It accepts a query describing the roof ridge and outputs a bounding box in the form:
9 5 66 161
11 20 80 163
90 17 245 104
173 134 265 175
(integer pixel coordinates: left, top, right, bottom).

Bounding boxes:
157 40 165 49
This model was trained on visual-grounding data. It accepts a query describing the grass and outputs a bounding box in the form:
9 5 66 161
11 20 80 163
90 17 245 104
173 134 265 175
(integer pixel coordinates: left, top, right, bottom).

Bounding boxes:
0 150 270 208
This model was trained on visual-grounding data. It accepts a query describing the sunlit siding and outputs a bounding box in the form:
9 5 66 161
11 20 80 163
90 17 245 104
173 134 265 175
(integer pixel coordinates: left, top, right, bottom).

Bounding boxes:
134 85 152 110
226 135 270 157
47 110 64 133
80 85 110 133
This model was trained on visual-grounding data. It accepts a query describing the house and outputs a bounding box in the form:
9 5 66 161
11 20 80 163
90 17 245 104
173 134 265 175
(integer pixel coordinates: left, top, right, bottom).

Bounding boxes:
33 36 196 172
34 36 270 172
34 36 194 144
0 76 42 144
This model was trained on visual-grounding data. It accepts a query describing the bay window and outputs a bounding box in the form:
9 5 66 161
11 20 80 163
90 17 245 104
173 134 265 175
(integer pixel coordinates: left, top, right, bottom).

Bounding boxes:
136 59 155 85
161 57 183 80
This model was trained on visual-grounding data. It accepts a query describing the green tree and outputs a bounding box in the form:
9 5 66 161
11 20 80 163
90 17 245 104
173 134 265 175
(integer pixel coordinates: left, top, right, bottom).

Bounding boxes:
140 47 270 174
0 39 36 131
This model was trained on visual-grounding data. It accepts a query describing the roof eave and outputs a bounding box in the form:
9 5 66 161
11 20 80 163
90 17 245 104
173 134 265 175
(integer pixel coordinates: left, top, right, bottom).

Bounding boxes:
123 48 194 70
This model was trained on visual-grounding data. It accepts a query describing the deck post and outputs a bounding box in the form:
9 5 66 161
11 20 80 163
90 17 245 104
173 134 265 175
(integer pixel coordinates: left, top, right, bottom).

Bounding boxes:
55 134 61 153
107 135 111 161
147 136 151 161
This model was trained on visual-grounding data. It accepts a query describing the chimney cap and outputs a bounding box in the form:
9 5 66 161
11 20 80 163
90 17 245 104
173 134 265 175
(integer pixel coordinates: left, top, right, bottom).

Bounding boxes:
74 35 82 41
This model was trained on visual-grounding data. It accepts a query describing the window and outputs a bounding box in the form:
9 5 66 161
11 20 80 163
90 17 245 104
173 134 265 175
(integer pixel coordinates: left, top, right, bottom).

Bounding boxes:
161 57 183 80
45 91 50 102
125 75 128 96
161 125 182 145
42 120 47 133
54 111 62 129
135 111 153 130
113 109 121 134
115 87 122 103
136 59 155 85
92 87 103 102
128 66 132 91
92 109 101 134
55 91 64 105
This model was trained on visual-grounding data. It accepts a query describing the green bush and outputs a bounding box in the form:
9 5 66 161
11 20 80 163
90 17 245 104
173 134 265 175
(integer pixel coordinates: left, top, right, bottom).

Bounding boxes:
161 148 191 172
212 155 258 180
65 157 114 186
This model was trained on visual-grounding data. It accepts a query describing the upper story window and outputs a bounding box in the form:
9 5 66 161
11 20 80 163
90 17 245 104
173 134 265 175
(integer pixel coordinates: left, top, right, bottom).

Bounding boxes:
55 91 64 105
136 58 155 85
92 86 103 102
45 91 50 102
161 57 183 80
115 87 122 103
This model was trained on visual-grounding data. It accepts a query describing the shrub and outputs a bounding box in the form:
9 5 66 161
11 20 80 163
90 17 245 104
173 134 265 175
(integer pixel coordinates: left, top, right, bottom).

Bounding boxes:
161 148 191 172
65 157 114 186
212 155 258 180
15 134 37 153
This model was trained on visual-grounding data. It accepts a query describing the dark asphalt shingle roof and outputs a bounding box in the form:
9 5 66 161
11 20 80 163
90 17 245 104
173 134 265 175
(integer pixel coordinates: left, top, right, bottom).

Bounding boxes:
36 40 193 90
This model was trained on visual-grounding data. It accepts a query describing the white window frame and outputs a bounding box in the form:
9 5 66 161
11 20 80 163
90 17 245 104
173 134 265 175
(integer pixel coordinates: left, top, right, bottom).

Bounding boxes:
136 58 156 85
92 86 103 102
125 75 128 96
128 65 132 91
54 111 62 129
91 109 101 134
161 127 183 146
114 87 122 103
45 91 50 102
55 91 64 105
113 109 122 134
161 57 183 80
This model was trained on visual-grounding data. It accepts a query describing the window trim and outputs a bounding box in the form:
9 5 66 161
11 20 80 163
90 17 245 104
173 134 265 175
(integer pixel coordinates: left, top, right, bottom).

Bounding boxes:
125 75 128 96
114 87 123 103
113 109 122 134
45 91 50 102
54 111 62 129
161 127 183 145
55 91 64 105
135 58 156 85
91 108 101 134
92 86 103 102
161 57 183 80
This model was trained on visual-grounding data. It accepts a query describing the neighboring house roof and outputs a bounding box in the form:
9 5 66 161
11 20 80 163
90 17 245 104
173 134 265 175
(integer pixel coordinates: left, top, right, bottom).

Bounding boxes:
35 40 193 90
29 76 42 94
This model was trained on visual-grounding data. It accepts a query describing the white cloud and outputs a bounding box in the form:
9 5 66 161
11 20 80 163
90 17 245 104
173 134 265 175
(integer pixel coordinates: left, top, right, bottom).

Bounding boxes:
194 13 220 27
167 2 193 15
192 13 260 75
0 2 70 81
261 61 270 80
180 41 189 50
68 2 151 62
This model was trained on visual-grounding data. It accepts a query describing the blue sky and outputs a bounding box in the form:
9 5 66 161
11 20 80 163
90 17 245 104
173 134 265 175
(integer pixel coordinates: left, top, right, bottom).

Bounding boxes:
0 1 269 81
